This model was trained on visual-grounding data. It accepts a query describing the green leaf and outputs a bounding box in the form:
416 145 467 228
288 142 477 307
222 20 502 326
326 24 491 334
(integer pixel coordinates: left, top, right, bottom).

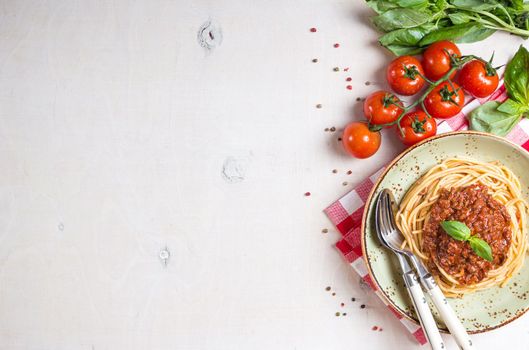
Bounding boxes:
469 237 493 262
382 44 424 55
394 0 428 7
419 23 495 46
372 8 432 32
497 98 528 115
379 23 436 46
469 101 521 136
448 12 474 24
508 0 524 11
366 0 399 14
441 220 471 241
504 45 529 105
449 0 500 11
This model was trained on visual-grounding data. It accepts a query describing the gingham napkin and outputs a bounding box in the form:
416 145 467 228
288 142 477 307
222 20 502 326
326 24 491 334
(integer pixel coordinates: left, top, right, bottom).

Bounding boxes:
324 84 529 345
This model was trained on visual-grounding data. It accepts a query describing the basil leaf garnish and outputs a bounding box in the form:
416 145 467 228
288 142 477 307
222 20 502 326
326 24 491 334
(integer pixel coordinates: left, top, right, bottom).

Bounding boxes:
440 220 493 262
441 220 471 241
469 237 493 262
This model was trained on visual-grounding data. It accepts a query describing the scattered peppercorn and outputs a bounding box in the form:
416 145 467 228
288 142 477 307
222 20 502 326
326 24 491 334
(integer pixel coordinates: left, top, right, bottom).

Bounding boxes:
334 43 340 48
351 297 356 302
333 67 340 72
337 137 342 141
356 97 361 101
344 67 349 71
347 170 352 175
342 182 348 186
346 85 352 90
316 104 322 109
310 27 317 32
304 192 311 197
360 304 366 309
346 77 352 82
324 128 330 132
379 328 383 332
332 292 336 296
312 58 318 63
365 81 371 86
325 286 331 291
335 312 341 316
332 169 338 174
322 228 328 233
342 313 347 316
340 303 345 307
330 127 336 132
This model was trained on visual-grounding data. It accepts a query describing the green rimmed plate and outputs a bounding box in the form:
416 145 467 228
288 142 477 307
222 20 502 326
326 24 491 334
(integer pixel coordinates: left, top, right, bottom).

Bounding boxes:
361 131 529 333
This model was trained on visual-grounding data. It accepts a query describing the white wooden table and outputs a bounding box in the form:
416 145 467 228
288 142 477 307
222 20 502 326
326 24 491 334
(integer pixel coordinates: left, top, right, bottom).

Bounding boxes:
0 1 528 349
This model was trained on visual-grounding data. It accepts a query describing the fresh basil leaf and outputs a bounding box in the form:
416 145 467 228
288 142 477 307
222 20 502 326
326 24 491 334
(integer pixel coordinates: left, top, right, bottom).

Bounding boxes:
469 101 522 136
504 45 529 105
366 0 399 14
497 98 528 115
419 23 495 45
448 12 474 24
394 0 429 7
382 44 424 55
379 23 436 46
508 0 524 11
441 220 471 241
372 8 432 32
366 0 428 13
449 0 500 11
469 237 493 262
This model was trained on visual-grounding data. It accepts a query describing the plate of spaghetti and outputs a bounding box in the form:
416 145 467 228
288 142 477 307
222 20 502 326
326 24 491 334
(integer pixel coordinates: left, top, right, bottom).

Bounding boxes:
361 131 529 333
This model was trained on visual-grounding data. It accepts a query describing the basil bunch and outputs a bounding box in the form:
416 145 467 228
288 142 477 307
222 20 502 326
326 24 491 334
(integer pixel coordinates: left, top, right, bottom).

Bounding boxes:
441 220 493 262
366 0 529 56
469 45 529 136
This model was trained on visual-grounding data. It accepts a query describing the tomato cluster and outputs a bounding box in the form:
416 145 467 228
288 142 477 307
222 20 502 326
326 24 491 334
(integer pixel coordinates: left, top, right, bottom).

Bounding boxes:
342 41 500 159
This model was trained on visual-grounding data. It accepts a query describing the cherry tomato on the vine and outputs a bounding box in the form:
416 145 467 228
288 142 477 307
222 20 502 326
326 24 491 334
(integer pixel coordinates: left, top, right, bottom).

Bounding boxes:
363 91 404 126
422 41 461 81
423 81 465 119
458 59 499 98
386 56 426 95
342 122 381 159
398 110 437 146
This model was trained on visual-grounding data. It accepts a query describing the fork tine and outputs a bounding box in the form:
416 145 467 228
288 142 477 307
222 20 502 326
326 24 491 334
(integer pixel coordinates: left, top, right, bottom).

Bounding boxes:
385 192 398 231
379 191 392 235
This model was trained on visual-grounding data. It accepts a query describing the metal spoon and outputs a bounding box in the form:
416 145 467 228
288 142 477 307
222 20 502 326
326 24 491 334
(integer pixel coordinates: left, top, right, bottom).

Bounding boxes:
375 190 445 350
379 189 474 350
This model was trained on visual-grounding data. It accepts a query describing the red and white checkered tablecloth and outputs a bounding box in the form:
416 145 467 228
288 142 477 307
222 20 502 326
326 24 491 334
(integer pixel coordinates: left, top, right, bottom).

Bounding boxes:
324 84 529 345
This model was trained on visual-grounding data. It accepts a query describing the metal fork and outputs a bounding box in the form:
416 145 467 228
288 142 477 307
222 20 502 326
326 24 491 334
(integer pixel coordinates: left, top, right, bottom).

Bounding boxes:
375 190 445 350
378 189 474 350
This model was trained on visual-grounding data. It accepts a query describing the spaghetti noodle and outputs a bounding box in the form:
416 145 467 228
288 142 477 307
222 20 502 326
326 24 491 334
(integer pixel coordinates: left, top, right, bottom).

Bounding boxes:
396 158 528 297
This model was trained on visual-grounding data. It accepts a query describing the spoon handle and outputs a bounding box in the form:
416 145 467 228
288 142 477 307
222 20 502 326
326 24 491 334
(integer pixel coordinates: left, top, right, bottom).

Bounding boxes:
400 264 445 350
424 276 474 350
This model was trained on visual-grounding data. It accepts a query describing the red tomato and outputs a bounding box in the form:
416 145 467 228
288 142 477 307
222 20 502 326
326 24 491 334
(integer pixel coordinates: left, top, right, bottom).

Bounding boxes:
422 41 461 81
398 110 437 146
386 56 426 95
458 60 499 98
363 91 404 126
423 81 465 119
342 122 381 159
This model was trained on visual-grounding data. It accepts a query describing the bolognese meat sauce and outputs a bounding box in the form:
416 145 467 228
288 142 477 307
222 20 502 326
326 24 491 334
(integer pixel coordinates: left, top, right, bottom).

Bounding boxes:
423 184 512 285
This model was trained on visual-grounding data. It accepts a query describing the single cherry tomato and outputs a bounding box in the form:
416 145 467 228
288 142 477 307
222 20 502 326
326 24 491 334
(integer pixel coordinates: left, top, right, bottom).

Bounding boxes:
386 56 426 95
423 81 465 119
342 122 381 159
422 41 461 81
363 91 404 126
458 59 499 98
398 110 437 146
